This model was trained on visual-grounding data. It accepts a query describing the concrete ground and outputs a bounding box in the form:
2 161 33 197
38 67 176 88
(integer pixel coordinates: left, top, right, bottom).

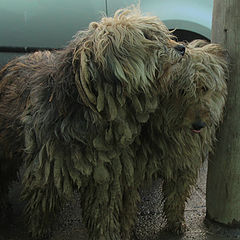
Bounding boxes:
1 162 240 240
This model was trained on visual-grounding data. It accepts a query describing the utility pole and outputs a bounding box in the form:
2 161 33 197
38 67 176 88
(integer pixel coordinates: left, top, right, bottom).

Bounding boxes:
206 0 240 226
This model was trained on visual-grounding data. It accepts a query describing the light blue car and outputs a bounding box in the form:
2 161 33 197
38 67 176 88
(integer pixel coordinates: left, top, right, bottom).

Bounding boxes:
0 0 213 65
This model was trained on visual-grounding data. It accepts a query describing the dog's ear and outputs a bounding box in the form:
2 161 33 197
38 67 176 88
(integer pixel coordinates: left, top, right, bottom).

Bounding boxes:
86 19 157 95
72 47 100 113
205 44 228 58
72 44 120 120
188 39 210 48
204 44 230 76
188 40 229 63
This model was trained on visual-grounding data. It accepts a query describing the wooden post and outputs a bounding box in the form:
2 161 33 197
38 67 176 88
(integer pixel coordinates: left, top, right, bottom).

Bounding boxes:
206 0 240 226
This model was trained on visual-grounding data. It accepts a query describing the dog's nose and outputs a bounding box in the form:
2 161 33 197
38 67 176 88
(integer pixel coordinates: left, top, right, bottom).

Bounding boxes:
192 121 206 132
174 44 185 56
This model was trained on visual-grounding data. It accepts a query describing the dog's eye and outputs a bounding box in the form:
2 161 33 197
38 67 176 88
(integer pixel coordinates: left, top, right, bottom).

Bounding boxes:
179 89 187 96
143 32 153 41
201 86 208 93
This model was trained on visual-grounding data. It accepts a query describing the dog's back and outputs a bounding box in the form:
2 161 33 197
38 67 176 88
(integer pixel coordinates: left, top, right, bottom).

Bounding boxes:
0 51 54 207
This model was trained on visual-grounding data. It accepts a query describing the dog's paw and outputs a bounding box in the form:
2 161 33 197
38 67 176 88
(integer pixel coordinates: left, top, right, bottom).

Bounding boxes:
165 221 187 235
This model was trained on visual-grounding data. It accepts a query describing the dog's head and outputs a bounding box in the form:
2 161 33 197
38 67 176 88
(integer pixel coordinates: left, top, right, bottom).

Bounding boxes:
160 40 228 135
69 7 185 113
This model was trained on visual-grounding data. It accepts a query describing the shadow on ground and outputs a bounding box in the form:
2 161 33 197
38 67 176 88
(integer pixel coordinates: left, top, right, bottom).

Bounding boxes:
1 162 240 240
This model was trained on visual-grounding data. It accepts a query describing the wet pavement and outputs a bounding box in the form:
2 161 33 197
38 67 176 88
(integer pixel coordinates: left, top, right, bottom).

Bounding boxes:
1 162 240 240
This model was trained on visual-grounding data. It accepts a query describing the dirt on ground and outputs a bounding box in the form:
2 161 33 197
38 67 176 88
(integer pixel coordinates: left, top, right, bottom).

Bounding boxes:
1 162 240 240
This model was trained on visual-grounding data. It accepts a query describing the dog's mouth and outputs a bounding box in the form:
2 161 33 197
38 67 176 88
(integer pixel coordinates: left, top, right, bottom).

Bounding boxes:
191 129 201 134
191 121 206 134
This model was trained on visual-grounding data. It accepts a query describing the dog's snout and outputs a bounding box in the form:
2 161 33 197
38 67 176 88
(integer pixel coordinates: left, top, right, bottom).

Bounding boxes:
192 121 206 131
174 44 185 56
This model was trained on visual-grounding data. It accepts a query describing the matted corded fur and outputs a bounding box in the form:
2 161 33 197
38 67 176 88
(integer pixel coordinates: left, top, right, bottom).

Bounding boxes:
0 7 185 240
135 39 228 233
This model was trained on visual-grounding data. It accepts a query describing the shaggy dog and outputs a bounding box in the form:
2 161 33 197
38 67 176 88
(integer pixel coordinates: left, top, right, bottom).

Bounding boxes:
0 7 185 239
136 39 228 234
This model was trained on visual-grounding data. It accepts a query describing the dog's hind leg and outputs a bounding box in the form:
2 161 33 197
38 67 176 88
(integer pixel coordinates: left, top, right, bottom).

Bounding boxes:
0 148 12 210
22 155 68 239
0 130 24 217
0 150 17 215
162 169 199 235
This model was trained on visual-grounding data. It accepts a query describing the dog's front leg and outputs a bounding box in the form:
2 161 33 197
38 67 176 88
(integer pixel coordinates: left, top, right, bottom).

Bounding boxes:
81 178 122 240
162 170 198 235
120 187 140 239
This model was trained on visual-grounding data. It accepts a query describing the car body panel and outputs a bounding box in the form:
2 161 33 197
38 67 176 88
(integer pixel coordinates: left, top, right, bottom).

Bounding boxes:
0 0 106 48
107 0 213 39
0 0 213 65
